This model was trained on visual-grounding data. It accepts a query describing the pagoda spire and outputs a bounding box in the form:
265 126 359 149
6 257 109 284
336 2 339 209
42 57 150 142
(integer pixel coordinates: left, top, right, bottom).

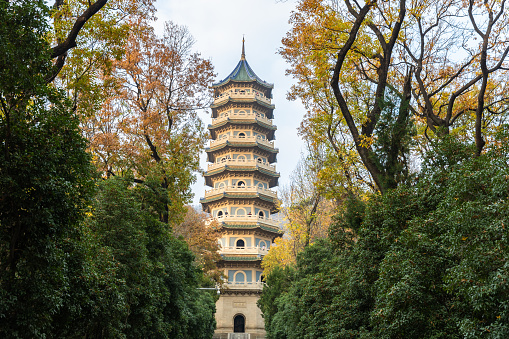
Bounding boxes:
241 36 245 60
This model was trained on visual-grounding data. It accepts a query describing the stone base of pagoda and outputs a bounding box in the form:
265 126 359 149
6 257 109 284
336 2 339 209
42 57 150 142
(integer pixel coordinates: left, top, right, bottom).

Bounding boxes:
214 293 266 339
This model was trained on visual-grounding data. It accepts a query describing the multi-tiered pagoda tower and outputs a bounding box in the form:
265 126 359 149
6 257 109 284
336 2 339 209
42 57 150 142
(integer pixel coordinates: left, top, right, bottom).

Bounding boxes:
201 41 281 339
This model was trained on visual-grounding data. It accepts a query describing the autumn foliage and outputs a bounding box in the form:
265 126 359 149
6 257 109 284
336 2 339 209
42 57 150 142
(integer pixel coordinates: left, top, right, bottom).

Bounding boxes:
281 0 509 194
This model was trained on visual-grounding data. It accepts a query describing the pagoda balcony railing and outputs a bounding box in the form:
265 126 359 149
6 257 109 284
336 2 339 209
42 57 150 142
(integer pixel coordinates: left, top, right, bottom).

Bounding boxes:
204 185 277 199
211 111 272 126
224 281 264 290
214 91 271 105
213 215 280 227
207 158 276 172
209 135 275 149
219 246 269 256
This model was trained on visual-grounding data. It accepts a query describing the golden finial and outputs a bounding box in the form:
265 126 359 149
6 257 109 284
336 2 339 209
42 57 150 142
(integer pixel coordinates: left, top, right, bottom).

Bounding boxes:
241 36 245 60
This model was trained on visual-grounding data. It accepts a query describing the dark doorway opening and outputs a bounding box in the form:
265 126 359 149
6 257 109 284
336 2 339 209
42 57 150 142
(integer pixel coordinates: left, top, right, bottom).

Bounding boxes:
234 314 245 333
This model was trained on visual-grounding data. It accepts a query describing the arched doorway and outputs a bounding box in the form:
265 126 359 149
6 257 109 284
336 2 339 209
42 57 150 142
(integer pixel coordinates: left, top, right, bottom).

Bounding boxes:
234 314 245 333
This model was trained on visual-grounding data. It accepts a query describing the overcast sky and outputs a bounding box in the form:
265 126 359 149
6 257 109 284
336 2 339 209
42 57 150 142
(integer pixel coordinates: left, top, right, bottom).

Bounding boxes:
153 0 306 205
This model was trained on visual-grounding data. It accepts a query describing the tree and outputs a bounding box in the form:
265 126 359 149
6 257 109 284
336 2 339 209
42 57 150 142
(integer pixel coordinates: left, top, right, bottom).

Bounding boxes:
83 178 217 338
84 21 214 223
0 1 95 335
282 0 509 193
263 152 336 274
174 206 222 285
49 0 155 84
260 133 509 338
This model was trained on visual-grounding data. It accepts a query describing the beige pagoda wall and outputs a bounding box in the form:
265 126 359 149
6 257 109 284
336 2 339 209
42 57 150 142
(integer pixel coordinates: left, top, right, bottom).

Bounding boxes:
215 294 266 339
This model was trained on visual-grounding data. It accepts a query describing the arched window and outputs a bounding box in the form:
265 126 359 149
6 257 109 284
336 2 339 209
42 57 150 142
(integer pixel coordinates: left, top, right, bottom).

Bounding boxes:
238 110 246 115
237 181 246 187
235 239 245 248
259 240 267 250
257 157 263 163
218 182 225 189
236 208 246 216
217 211 223 217
258 211 265 218
238 132 246 138
234 314 245 333
237 155 246 162
257 183 265 189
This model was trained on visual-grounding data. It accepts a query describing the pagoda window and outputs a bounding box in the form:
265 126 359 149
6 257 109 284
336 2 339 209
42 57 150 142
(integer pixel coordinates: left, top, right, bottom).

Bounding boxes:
233 271 246 282
237 181 246 187
238 132 246 138
235 239 245 249
217 210 223 217
237 155 246 162
236 208 246 216
258 211 265 218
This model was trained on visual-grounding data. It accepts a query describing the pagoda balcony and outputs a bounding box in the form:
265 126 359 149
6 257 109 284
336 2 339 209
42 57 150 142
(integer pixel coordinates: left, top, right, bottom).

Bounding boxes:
211 111 272 126
224 281 264 290
213 91 271 105
209 135 275 149
207 158 276 172
204 185 277 199
219 246 269 256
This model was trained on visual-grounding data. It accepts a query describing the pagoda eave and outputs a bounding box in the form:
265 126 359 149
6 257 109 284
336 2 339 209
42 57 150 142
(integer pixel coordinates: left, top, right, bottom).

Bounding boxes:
217 223 283 238
208 121 277 139
204 168 279 188
206 143 278 156
211 100 275 118
211 97 275 110
200 194 279 209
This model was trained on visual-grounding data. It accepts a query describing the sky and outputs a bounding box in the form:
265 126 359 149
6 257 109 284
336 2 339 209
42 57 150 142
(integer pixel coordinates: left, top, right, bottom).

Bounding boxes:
153 0 306 205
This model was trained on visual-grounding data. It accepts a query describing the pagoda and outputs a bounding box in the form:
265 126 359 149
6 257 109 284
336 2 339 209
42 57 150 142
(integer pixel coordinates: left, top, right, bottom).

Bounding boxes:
201 40 282 339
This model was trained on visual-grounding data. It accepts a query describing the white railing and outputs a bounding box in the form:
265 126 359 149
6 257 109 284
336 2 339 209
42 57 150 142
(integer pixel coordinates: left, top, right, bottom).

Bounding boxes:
209 136 275 149
211 112 272 126
213 215 280 228
224 281 264 290
214 91 272 105
204 185 277 199
207 159 276 172
219 246 269 255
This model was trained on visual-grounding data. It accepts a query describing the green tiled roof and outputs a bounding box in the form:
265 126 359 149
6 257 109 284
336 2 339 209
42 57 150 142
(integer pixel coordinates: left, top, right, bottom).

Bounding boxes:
221 256 261 261
204 165 280 178
218 223 283 234
210 97 275 110
205 141 279 154
200 192 278 204
208 120 277 131
213 59 273 89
